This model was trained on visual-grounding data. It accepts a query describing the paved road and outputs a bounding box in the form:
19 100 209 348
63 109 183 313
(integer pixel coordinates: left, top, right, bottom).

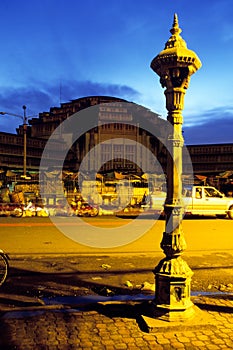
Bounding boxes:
0 216 232 256
1 214 233 302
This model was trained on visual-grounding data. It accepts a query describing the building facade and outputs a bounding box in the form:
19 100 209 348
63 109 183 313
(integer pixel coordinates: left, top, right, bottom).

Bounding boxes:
0 96 232 181
12 96 165 174
187 143 233 174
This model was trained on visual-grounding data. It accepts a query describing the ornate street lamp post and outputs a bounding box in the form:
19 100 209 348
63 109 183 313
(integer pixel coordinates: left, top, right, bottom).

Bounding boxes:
150 14 201 320
0 105 28 177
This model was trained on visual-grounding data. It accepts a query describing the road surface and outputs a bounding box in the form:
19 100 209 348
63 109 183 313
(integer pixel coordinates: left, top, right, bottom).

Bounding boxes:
0 215 233 308
0 215 232 256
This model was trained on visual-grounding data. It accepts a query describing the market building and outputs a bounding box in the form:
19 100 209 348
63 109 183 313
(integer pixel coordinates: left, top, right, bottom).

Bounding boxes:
0 96 232 191
1 96 165 175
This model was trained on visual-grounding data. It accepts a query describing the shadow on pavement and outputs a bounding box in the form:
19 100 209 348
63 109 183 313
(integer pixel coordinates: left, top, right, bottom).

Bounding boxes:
0 264 155 309
1 255 233 310
195 301 233 313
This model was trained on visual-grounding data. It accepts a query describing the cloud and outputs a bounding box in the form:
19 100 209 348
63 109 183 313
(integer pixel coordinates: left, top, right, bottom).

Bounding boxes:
183 107 233 144
184 106 233 127
1 82 232 147
59 80 140 104
0 80 140 133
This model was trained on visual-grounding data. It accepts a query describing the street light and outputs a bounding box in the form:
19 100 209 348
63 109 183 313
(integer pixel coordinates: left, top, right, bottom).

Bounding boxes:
149 14 202 321
0 105 28 177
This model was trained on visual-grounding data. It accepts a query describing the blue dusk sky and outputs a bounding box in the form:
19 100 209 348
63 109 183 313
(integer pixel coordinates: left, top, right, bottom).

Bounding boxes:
0 0 233 145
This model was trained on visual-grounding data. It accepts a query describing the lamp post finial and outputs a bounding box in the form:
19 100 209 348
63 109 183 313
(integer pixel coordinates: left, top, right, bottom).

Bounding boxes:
171 13 181 35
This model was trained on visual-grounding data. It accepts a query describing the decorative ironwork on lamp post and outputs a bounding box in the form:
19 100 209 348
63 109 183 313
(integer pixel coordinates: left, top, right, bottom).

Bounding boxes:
0 105 28 177
150 14 202 320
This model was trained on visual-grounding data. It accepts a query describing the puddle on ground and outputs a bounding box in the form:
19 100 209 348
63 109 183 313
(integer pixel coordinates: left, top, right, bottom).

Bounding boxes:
2 291 233 319
43 293 154 306
192 291 233 296
43 290 233 306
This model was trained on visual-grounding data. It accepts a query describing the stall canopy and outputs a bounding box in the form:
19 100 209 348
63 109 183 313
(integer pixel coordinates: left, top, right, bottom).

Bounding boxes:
219 171 233 179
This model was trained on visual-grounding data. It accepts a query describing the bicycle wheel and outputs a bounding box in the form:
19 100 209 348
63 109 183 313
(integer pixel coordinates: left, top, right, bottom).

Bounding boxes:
0 253 8 286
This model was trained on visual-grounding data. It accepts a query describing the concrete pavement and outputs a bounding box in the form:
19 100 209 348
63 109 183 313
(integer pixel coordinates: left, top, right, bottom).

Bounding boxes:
0 293 233 349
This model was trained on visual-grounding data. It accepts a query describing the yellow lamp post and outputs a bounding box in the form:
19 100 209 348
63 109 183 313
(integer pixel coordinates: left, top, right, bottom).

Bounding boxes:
150 14 202 320
0 105 28 177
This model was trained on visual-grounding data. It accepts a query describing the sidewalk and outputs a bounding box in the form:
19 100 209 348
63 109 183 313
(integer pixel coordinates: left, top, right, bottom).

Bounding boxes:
0 293 233 349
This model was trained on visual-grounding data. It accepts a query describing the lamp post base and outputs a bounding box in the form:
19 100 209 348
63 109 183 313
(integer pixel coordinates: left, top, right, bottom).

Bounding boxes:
138 255 216 332
151 256 195 321
150 299 196 322
140 302 214 333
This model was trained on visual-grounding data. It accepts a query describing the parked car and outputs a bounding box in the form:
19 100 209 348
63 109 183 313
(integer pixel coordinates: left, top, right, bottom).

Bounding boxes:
116 186 233 220
183 186 233 219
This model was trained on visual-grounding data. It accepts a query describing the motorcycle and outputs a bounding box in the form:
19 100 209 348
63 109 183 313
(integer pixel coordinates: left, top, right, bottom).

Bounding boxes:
0 203 23 217
22 201 50 217
70 201 99 217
